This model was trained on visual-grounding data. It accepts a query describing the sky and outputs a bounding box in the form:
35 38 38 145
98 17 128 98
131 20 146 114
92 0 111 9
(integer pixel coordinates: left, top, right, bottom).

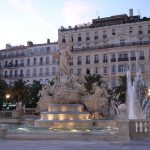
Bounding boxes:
0 0 150 50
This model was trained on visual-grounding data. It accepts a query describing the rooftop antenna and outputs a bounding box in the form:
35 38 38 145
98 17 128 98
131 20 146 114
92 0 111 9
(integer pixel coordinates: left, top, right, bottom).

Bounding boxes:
96 11 100 19
138 9 141 16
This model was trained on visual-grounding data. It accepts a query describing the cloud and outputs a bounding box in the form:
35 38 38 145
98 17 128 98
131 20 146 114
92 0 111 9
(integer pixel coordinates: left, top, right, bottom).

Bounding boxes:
9 0 51 27
61 0 95 26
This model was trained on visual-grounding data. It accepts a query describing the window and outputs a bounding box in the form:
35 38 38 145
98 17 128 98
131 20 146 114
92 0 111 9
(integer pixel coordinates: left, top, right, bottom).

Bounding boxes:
95 67 99 74
33 58 37 65
33 68 36 76
148 25 150 33
15 70 18 77
94 54 99 63
103 30 107 38
86 56 90 64
140 64 145 73
77 56 82 65
78 34 82 42
27 69 30 77
138 26 143 34
129 27 133 34
131 51 135 57
112 80 116 87
52 67 56 75
103 67 108 74
118 65 129 72
112 29 115 35
103 54 108 62
5 61 8 67
27 58 30 66
86 68 90 74
139 50 144 60
62 36 66 43
45 57 49 64
77 69 82 75
86 33 90 40
45 67 49 76
131 64 136 72
112 66 116 73
4 71 7 76
120 39 125 45
39 68 43 76
94 31 98 40
20 59 24 66
15 60 18 66
70 69 73 75
39 57 43 65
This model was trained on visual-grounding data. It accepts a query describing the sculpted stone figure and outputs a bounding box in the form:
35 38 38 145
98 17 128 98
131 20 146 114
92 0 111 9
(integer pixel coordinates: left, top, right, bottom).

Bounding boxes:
37 85 53 111
53 45 71 76
82 82 108 115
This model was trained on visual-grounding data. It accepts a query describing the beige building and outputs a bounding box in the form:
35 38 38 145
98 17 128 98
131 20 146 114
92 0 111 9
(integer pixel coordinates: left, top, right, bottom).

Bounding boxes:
58 9 150 88
0 40 59 84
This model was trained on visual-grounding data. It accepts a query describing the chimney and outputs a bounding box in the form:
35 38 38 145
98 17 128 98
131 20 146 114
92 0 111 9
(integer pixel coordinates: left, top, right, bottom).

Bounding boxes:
129 9 133 17
6 43 11 49
27 41 33 46
47 39 50 44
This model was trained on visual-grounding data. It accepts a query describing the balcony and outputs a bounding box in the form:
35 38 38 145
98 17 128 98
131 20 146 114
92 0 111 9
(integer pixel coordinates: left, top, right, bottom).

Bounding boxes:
69 62 73 66
39 73 44 77
118 57 129 61
39 62 44 65
139 56 145 60
103 35 107 39
86 61 90 64
103 59 108 63
94 60 99 63
138 31 143 34
72 41 150 52
26 74 31 77
77 61 82 65
51 72 56 76
111 58 116 62
130 57 136 61
45 72 50 76
32 73 37 77
94 36 99 40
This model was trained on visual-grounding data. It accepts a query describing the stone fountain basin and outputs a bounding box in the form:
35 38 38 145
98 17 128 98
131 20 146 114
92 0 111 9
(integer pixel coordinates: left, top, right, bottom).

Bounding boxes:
48 104 84 112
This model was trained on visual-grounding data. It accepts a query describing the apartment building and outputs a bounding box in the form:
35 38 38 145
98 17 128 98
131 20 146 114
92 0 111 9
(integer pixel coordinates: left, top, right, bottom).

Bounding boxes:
0 39 59 84
58 9 150 88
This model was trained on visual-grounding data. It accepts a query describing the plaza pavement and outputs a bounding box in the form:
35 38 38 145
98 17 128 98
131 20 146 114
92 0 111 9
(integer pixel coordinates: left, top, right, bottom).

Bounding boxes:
0 139 150 150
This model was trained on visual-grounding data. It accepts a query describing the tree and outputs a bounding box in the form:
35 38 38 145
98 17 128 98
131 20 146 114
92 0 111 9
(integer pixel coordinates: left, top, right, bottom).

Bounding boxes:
84 74 104 93
10 79 29 105
0 79 9 110
26 80 42 108
113 75 127 104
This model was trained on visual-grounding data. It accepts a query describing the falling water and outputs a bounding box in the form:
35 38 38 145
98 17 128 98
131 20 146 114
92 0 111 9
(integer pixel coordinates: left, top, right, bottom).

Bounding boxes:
126 71 145 119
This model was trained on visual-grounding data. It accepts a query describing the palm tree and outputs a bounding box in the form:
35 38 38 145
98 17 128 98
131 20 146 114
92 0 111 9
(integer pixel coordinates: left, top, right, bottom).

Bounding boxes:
11 79 29 105
113 75 127 104
84 74 104 93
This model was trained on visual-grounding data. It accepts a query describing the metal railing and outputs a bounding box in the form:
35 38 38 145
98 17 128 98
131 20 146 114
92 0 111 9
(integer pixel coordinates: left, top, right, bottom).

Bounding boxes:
0 111 13 118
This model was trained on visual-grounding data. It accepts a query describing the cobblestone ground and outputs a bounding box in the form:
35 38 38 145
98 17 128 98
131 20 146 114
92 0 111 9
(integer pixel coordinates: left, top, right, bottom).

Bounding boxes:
0 140 150 150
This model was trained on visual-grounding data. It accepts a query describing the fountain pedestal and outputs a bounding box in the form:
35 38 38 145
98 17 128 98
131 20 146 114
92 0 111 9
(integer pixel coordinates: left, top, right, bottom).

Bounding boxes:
35 104 93 129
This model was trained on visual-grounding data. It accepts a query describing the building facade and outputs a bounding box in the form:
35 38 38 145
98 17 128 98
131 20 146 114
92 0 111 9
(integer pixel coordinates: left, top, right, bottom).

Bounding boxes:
0 40 59 84
58 9 150 88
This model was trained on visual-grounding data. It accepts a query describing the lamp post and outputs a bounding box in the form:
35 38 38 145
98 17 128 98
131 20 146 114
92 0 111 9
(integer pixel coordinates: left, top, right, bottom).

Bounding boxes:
148 89 150 97
5 94 10 110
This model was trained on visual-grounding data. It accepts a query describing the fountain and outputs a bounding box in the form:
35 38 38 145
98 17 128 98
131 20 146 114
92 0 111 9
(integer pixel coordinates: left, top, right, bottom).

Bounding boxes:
35 45 112 129
126 71 146 119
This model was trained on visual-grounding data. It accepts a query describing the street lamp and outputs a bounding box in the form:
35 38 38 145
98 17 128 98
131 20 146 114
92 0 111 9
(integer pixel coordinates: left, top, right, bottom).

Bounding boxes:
148 89 150 96
6 94 10 99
